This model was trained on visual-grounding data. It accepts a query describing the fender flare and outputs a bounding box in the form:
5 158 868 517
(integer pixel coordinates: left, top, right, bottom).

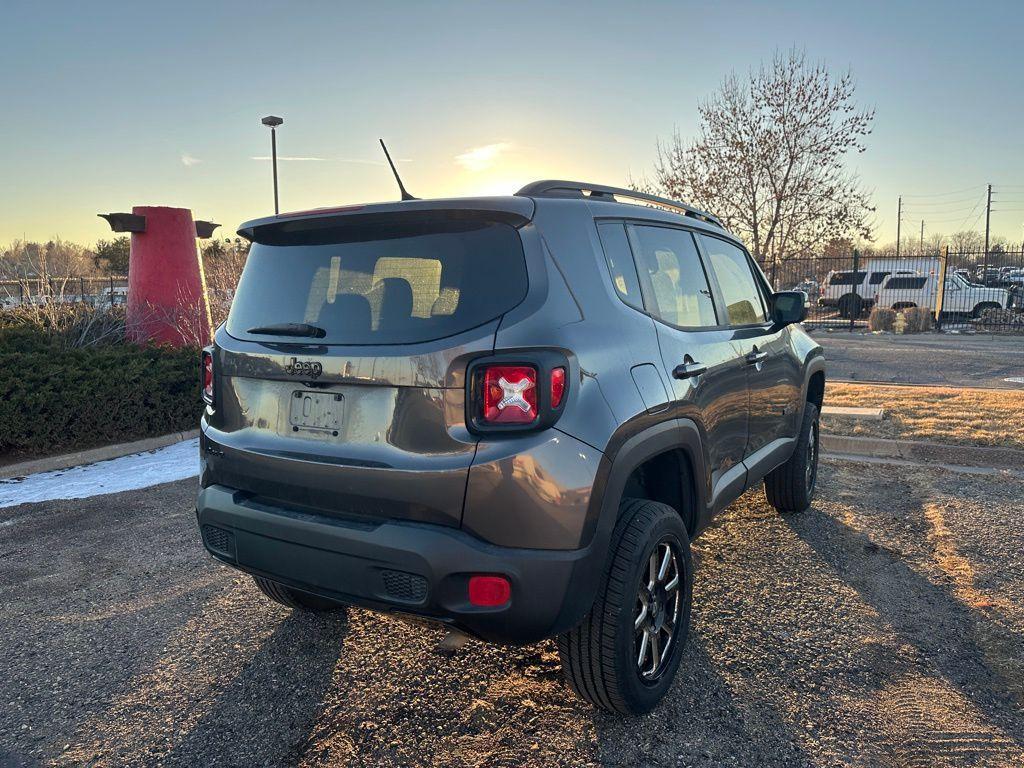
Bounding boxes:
551 417 707 634
799 353 827 423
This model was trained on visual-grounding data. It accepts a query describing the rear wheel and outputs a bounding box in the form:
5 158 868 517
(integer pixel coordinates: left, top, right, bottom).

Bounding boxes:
557 498 693 715
764 402 819 513
838 294 863 319
251 575 348 612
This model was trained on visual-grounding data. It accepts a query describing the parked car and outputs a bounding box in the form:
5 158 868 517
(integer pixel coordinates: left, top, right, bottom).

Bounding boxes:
874 272 1010 317
952 268 981 286
1003 268 1024 287
975 266 1004 286
790 278 820 302
195 180 825 715
819 258 928 318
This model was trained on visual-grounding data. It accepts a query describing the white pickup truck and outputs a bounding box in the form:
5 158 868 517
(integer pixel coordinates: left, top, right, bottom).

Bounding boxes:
819 258 927 318
874 272 1010 317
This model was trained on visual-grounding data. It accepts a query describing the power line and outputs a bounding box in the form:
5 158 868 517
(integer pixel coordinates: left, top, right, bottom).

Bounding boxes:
901 184 986 198
899 195 982 208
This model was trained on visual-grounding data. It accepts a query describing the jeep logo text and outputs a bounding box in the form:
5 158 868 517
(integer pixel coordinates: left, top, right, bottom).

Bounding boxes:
285 357 323 378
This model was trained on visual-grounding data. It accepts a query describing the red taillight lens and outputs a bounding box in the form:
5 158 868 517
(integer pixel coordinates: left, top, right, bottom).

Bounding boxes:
202 350 214 405
482 365 537 424
550 367 566 409
468 575 511 607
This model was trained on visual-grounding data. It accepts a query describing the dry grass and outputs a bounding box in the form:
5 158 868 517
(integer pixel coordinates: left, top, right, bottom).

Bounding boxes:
823 382 1024 450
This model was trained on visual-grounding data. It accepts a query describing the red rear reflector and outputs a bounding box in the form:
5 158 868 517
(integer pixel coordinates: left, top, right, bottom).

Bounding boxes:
550 367 566 408
468 575 511 607
482 365 537 424
202 351 214 404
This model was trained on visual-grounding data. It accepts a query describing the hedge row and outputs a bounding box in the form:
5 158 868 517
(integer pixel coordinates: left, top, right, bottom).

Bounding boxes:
0 341 200 458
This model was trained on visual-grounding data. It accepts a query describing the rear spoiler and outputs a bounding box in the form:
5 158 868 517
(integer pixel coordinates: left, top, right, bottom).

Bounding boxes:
238 197 535 244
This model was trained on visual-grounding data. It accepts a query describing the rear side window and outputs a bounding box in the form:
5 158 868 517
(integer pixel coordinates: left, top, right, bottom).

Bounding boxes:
697 234 767 325
227 220 527 344
628 225 718 327
884 276 928 290
597 222 643 309
869 271 890 285
829 271 867 286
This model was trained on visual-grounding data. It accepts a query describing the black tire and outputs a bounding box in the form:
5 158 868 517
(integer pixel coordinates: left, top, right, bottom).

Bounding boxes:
251 575 347 612
972 302 1000 319
764 402 820 513
838 294 863 319
557 498 693 715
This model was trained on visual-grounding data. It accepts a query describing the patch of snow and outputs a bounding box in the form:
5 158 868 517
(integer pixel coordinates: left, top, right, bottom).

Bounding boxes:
0 438 199 509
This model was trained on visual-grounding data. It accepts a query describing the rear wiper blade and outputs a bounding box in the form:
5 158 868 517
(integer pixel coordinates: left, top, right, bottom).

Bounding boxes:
246 322 326 338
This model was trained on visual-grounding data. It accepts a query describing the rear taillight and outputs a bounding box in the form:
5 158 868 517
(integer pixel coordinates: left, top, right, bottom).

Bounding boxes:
550 367 566 409
482 365 537 424
202 349 214 405
468 355 569 433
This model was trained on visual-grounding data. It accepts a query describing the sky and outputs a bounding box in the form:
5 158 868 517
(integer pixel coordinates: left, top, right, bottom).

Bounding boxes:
2 0 1023 248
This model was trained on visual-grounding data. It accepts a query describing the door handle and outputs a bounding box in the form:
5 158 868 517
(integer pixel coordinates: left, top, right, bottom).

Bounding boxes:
745 350 768 365
672 361 707 379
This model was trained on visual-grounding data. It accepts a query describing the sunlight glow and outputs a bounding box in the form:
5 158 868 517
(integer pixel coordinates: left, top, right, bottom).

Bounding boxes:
455 142 513 172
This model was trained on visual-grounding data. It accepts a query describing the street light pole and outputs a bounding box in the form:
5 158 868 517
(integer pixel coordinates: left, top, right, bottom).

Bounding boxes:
261 115 284 214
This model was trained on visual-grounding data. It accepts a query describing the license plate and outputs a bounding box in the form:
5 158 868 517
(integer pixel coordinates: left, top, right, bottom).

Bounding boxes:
289 391 343 431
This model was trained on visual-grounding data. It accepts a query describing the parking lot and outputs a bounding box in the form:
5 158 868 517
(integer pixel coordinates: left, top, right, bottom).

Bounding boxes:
815 333 1024 389
2 458 1022 767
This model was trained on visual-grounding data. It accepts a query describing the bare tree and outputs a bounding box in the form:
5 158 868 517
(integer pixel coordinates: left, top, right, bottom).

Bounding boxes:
201 238 250 327
948 230 984 254
647 49 875 276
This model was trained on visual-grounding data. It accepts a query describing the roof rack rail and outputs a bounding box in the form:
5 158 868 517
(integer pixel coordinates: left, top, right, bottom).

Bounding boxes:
515 180 725 229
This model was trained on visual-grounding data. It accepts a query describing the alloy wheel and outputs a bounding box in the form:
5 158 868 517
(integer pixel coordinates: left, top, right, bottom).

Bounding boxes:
633 538 684 681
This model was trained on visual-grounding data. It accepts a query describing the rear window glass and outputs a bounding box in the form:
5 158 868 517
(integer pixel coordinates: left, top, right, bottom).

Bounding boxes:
227 220 527 345
884 276 928 290
828 271 867 286
868 271 890 285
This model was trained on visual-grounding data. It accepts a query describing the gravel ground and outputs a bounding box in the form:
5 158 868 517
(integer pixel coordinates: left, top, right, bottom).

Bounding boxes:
1 461 1022 767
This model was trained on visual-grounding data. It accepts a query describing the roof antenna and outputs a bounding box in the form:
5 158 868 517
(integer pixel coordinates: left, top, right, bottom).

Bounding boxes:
379 139 416 201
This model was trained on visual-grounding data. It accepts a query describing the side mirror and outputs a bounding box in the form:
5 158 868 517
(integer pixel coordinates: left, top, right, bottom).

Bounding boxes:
772 291 806 326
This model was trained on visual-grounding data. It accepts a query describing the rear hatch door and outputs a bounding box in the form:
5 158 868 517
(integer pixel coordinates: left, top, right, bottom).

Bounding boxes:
203 205 532 528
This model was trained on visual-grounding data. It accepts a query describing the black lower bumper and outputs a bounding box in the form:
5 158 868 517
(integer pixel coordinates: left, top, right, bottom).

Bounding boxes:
196 485 603 645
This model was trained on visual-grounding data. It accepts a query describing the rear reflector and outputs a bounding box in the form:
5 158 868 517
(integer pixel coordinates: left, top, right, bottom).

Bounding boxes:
550 367 566 408
468 575 511 607
482 365 537 424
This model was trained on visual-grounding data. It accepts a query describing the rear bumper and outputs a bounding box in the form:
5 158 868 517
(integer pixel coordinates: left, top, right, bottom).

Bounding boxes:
196 484 604 644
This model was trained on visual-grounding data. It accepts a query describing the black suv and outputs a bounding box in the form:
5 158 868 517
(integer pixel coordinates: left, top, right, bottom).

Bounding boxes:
196 181 825 715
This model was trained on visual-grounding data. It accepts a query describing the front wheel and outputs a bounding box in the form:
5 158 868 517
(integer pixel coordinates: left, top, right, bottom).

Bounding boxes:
972 302 1000 319
557 498 693 715
764 402 820 513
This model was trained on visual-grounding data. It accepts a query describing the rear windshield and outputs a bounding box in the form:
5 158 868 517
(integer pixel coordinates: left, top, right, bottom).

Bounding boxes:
828 271 867 286
227 220 528 345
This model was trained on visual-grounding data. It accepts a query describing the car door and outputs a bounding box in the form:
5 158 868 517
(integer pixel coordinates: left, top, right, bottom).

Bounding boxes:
623 223 750 510
695 234 801 467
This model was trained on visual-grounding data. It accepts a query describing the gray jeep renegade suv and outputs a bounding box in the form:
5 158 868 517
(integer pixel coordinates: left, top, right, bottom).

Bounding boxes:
196 180 825 715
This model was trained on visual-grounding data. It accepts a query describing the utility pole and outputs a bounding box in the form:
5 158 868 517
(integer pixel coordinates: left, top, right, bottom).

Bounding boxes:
920 220 924 253
896 196 902 258
983 183 992 282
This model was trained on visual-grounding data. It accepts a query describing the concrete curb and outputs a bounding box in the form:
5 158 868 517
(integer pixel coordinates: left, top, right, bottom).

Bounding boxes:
820 434 1023 471
0 430 200 479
